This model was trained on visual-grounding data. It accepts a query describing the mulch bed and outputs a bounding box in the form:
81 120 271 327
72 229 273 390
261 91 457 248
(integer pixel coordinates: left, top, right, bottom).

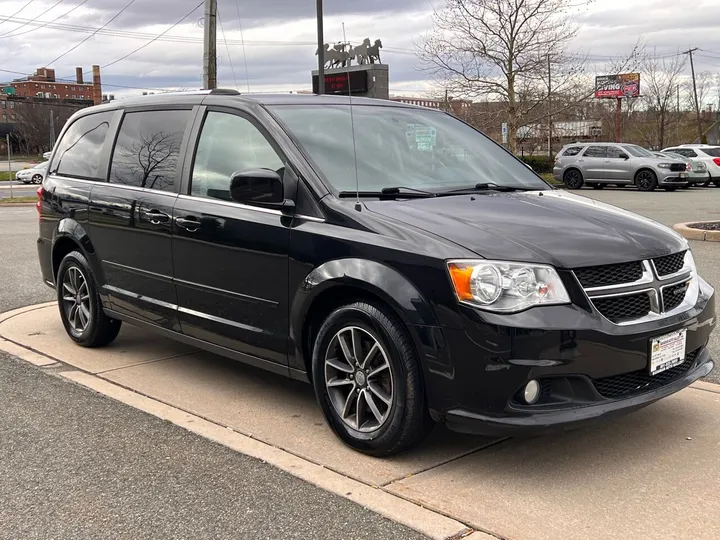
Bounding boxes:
687 222 720 231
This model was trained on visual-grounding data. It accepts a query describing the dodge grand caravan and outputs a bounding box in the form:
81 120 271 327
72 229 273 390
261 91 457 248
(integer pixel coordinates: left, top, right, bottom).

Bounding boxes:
37 90 716 456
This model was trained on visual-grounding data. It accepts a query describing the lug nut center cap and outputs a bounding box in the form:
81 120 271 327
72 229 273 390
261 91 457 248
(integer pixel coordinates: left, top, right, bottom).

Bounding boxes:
355 371 366 387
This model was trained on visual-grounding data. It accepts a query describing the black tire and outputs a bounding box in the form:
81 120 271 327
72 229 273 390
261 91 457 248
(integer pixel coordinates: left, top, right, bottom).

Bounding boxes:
591 183 604 189
664 186 677 192
56 250 121 347
714 181 720 187
311 301 434 456
635 170 658 191
32 174 43 184
702 180 711 187
563 169 584 189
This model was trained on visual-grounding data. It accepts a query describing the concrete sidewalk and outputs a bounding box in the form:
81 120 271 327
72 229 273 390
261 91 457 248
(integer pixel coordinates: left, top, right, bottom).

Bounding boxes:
2 303 719 540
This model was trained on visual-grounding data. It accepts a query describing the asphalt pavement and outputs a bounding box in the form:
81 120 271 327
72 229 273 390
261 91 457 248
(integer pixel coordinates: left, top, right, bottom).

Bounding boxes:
0 206 429 540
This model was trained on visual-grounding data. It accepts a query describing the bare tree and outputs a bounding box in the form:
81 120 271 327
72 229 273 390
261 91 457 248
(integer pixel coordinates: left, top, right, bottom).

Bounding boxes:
111 131 180 190
12 102 75 154
632 50 687 149
417 0 592 152
684 71 715 112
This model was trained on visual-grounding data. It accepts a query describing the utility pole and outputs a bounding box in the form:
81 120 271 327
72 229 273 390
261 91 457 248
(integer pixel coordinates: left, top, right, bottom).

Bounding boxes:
6 134 12 199
547 54 552 158
676 84 680 144
202 0 217 90
316 0 324 94
49 109 55 148
683 48 703 143
615 98 622 143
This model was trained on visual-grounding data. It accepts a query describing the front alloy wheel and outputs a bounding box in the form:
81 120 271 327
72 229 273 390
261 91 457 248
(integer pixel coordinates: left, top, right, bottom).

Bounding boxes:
32 174 43 184
563 169 584 189
636 170 658 191
312 301 434 456
324 326 394 432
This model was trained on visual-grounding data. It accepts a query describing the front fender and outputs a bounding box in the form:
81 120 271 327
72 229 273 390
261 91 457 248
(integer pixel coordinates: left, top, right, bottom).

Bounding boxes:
288 258 440 374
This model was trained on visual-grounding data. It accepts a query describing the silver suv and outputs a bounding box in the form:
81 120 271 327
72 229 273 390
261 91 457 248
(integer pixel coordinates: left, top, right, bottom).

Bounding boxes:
553 143 688 191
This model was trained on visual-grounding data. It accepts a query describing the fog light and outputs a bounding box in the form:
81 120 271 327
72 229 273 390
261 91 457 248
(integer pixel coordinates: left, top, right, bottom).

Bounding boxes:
523 380 541 404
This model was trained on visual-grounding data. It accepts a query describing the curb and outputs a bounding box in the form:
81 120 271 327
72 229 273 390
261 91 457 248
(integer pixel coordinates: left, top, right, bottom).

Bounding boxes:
0 303 495 540
673 222 720 242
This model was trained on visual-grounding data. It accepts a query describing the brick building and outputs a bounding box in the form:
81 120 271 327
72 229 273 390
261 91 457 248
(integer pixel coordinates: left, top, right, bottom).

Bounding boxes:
8 66 101 104
389 95 471 115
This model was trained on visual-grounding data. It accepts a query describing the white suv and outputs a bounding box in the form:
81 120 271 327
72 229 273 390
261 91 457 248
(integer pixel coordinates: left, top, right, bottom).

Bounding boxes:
661 144 720 187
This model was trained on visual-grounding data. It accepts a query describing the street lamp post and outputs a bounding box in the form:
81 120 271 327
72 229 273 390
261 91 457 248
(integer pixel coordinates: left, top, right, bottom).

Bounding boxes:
316 0 324 94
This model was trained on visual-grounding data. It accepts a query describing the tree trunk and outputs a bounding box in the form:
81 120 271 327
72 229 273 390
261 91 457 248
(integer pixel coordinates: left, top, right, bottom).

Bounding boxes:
507 76 518 153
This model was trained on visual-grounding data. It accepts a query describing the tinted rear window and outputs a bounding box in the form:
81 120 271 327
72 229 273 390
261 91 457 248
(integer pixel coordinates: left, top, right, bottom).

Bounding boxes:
701 147 720 157
562 146 583 156
51 112 114 180
583 146 607 158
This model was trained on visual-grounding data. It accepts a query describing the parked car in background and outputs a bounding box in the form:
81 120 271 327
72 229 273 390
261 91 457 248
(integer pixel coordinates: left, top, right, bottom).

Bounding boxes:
661 144 720 187
653 151 709 187
15 161 48 184
554 142 688 191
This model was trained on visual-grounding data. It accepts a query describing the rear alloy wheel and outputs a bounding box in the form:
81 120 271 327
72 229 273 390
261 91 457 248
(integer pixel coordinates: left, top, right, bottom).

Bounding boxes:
563 169 584 189
31 174 43 184
635 170 658 191
57 250 122 347
312 301 433 456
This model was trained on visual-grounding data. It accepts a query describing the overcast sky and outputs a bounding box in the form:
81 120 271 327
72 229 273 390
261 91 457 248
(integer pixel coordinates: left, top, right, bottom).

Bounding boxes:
1 0 720 100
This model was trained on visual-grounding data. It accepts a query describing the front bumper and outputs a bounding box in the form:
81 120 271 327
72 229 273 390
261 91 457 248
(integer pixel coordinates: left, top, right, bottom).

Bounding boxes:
657 172 689 186
426 279 716 436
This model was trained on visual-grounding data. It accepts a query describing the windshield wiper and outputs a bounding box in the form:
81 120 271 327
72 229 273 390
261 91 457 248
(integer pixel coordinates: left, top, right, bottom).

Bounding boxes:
338 186 437 199
438 182 534 195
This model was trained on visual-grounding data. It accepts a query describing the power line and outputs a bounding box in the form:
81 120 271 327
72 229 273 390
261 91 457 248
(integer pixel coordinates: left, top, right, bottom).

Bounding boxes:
0 0 64 37
96 0 203 71
234 0 250 93
44 0 139 67
217 7 238 91
0 0 35 28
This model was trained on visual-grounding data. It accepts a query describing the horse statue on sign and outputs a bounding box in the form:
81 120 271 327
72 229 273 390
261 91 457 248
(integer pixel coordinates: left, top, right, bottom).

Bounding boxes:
367 39 383 64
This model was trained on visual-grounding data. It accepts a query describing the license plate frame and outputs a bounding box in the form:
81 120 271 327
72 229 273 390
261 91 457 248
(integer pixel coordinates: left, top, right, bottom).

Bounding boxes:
649 328 687 375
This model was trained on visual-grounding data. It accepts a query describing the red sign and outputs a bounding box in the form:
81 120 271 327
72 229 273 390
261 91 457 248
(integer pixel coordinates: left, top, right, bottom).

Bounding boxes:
595 73 640 99
312 70 368 95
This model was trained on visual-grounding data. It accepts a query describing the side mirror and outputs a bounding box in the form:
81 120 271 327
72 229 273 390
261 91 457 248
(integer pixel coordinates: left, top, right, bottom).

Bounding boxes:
230 169 292 211
620 154 629 160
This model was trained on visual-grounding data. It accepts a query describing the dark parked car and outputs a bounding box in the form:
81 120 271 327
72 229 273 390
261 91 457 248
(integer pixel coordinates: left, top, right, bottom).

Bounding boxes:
37 91 716 456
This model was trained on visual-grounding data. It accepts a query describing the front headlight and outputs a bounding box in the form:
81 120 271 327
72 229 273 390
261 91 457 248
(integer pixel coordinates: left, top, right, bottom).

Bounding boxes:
447 260 571 313
657 163 673 169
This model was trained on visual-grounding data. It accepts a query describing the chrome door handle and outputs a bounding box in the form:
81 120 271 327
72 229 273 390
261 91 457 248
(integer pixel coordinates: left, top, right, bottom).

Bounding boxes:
143 210 170 224
175 217 201 231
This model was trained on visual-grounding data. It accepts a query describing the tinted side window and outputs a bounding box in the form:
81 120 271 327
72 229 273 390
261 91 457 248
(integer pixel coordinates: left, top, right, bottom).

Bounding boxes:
607 146 627 159
52 112 114 180
109 110 190 192
583 146 607 158
701 148 720 157
672 149 696 157
562 146 583 156
191 111 284 201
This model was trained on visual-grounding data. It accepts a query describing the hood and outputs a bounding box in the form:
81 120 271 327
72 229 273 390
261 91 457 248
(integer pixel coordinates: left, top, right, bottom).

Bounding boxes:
364 190 688 268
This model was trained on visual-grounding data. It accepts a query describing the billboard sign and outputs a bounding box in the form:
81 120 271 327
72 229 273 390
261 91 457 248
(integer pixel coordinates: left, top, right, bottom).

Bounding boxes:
312 70 368 95
595 73 640 99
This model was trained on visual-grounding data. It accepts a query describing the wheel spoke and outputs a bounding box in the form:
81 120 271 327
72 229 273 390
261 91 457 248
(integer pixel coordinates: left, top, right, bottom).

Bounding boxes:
364 390 384 423
79 304 91 327
326 357 354 374
78 280 88 296
342 390 355 419
351 328 362 367
62 295 75 303
360 342 379 369
355 391 365 429
368 382 391 406
327 377 354 388
367 362 389 379
338 333 355 364
77 306 87 327
63 282 76 295
68 305 78 329
69 268 78 291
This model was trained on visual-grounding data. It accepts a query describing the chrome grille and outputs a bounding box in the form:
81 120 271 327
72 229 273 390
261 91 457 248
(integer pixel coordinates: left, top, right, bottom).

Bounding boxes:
653 251 686 277
573 251 693 325
574 261 644 288
592 293 651 324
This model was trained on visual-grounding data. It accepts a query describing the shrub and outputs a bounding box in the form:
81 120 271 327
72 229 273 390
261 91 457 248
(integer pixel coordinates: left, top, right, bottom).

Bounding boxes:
519 155 554 174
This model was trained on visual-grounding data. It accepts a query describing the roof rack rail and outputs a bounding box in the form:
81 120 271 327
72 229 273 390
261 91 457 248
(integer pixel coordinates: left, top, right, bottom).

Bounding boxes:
209 88 241 95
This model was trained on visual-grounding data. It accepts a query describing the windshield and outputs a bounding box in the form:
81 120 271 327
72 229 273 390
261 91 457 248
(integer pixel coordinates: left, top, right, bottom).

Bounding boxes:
622 145 655 158
270 105 548 193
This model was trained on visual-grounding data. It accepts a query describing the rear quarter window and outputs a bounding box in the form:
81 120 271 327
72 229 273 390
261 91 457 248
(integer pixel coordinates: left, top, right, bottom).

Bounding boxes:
700 148 720 157
51 112 114 181
562 146 583 156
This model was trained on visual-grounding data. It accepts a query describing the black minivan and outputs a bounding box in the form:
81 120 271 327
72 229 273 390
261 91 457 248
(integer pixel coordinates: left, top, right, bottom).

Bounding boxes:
38 90 716 456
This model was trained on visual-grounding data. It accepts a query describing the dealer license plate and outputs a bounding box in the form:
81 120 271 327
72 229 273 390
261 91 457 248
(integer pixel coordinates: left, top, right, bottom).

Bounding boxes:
649 329 687 375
